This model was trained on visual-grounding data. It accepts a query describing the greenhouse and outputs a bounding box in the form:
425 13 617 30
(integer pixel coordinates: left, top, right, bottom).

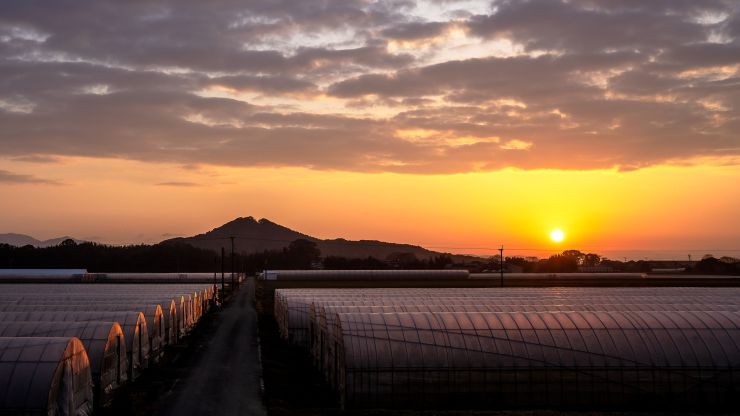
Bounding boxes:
473 272 645 279
0 269 88 283
274 287 740 409
275 288 739 347
0 311 149 380
6 301 165 358
0 321 127 406
0 297 189 336
312 302 740 386
262 269 470 281
0 294 186 346
334 310 740 408
0 283 216 344
0 281 218 412
0 337 94 416
91 273 217 282
155 298 178 345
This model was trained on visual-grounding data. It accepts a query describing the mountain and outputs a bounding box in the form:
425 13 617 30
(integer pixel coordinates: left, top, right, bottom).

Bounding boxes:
162 216 445 260
0 233 85 247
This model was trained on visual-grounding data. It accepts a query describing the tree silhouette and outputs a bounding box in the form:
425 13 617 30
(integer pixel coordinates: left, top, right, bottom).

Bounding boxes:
284 239 321 268
582 253 601 267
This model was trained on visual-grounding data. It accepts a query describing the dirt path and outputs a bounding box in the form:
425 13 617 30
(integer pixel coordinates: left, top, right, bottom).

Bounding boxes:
164 279 266 416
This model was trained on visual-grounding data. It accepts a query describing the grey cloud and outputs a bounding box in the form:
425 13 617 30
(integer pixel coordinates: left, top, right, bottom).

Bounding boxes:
0 86 425 172
608 71 685 96
0 0 738 174
0 169 61 185
328 52 642 101
10 155 61 164
662 43 740 68
468 0 729 52
0 0 410 75
155 181 201 187
291 46 414 72
381 21 450 40
207 75 316 94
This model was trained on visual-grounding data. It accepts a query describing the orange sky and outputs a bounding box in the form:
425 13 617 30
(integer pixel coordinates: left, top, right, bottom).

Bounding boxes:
1 1 739 260
1 156 738 260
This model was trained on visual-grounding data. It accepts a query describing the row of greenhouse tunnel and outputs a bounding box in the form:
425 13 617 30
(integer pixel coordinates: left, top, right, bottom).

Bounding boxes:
0 283 216 415
274 287 740 409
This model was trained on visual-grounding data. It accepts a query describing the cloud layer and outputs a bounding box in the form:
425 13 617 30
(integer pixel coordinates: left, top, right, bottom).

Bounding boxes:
1 0 739 173
0 169 60 185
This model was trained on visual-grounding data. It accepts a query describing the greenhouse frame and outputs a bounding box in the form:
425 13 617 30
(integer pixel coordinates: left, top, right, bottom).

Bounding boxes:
276 287 740 409
275 288 739 347
0 281 217 413
335 310 740 408
262 269 470 281
0 321 127 406
6 301 165 359
0 337 94 416
312 302 740 387
0 311 149 381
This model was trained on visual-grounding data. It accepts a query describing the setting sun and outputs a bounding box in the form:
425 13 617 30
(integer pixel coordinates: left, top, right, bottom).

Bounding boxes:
550 229 565 243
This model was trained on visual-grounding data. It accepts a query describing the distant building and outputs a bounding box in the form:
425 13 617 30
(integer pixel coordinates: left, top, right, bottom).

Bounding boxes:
0 269 88 282
0 269 87 276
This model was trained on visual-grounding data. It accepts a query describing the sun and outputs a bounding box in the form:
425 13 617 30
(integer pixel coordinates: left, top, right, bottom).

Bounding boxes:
550 229 565 243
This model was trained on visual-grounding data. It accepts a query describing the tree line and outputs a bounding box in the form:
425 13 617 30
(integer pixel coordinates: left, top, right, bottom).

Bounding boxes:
1 239 737 275
499 250 739 274
0 238 454 273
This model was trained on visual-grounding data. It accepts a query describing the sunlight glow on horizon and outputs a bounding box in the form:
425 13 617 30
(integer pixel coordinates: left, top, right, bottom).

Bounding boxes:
550 229 565 243
1 156 739 261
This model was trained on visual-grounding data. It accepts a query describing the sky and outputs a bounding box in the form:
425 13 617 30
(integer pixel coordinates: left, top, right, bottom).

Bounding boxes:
1 0 739 260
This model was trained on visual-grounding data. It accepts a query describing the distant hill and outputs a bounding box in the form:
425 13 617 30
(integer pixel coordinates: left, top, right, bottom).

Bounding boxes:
162 216 451 260
0 233 85 248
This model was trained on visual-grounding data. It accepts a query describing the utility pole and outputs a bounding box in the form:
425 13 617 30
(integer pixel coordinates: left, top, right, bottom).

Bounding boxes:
230 236 235 290
499 245 504 288
220 247 225 304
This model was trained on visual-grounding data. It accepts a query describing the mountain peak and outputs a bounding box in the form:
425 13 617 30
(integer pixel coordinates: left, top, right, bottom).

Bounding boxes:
162 216 441 260
0 233 85 247
226 216 257 225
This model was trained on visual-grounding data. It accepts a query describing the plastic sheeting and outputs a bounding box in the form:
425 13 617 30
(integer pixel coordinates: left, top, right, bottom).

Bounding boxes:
0 322 126 406
0 282 216 410
275 287 740 347
262 270 470 281
0 337 93 416
0 303 164 359
277 287 740 409
336 311 740 408
0 312 148 381
313 302 740 387
0 284 215 345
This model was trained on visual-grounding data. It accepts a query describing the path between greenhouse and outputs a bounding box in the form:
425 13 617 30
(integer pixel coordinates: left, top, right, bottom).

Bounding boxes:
164 279 266 416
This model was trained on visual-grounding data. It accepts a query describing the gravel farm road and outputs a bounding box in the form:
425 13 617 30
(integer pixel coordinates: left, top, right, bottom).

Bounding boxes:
164 278 267 416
